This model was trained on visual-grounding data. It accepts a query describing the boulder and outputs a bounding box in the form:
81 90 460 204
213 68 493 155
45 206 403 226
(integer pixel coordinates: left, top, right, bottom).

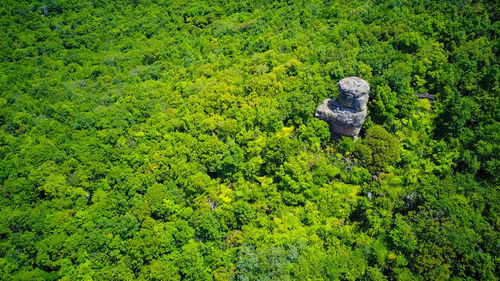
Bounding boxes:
314 77 370 140
339 93 369 111
338 76 370 111
338 77 370 98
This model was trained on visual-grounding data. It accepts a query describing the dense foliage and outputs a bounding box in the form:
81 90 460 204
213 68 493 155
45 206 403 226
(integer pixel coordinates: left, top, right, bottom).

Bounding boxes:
0 0 498 280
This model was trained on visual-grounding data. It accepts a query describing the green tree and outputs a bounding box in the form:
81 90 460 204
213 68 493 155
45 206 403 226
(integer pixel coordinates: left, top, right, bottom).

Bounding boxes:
355 125 401 173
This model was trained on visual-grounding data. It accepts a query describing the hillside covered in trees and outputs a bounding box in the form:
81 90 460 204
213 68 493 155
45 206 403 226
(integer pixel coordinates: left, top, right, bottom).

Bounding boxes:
0 0 498 280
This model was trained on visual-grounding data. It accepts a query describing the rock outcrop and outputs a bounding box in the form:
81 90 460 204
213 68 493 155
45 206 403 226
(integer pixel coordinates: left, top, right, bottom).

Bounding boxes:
314 77 370 141
415 92 435 104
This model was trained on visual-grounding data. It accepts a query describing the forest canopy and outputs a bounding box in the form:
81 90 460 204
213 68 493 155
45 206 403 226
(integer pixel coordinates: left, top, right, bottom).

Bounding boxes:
0 0 498 280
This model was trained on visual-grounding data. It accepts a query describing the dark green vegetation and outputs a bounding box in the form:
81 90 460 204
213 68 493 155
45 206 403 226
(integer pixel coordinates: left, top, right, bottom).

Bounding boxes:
0 0 498 280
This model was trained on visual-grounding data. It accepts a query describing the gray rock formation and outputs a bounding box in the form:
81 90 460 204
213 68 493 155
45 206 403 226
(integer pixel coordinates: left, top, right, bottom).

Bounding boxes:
415 92 435 104
314 77 370 140
338 77 370 111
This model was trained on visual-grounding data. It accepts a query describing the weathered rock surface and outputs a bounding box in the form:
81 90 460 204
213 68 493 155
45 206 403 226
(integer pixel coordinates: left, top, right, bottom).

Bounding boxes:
338 76 370 111
415 92 435 103
339 93 369 111
314 77 370 140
